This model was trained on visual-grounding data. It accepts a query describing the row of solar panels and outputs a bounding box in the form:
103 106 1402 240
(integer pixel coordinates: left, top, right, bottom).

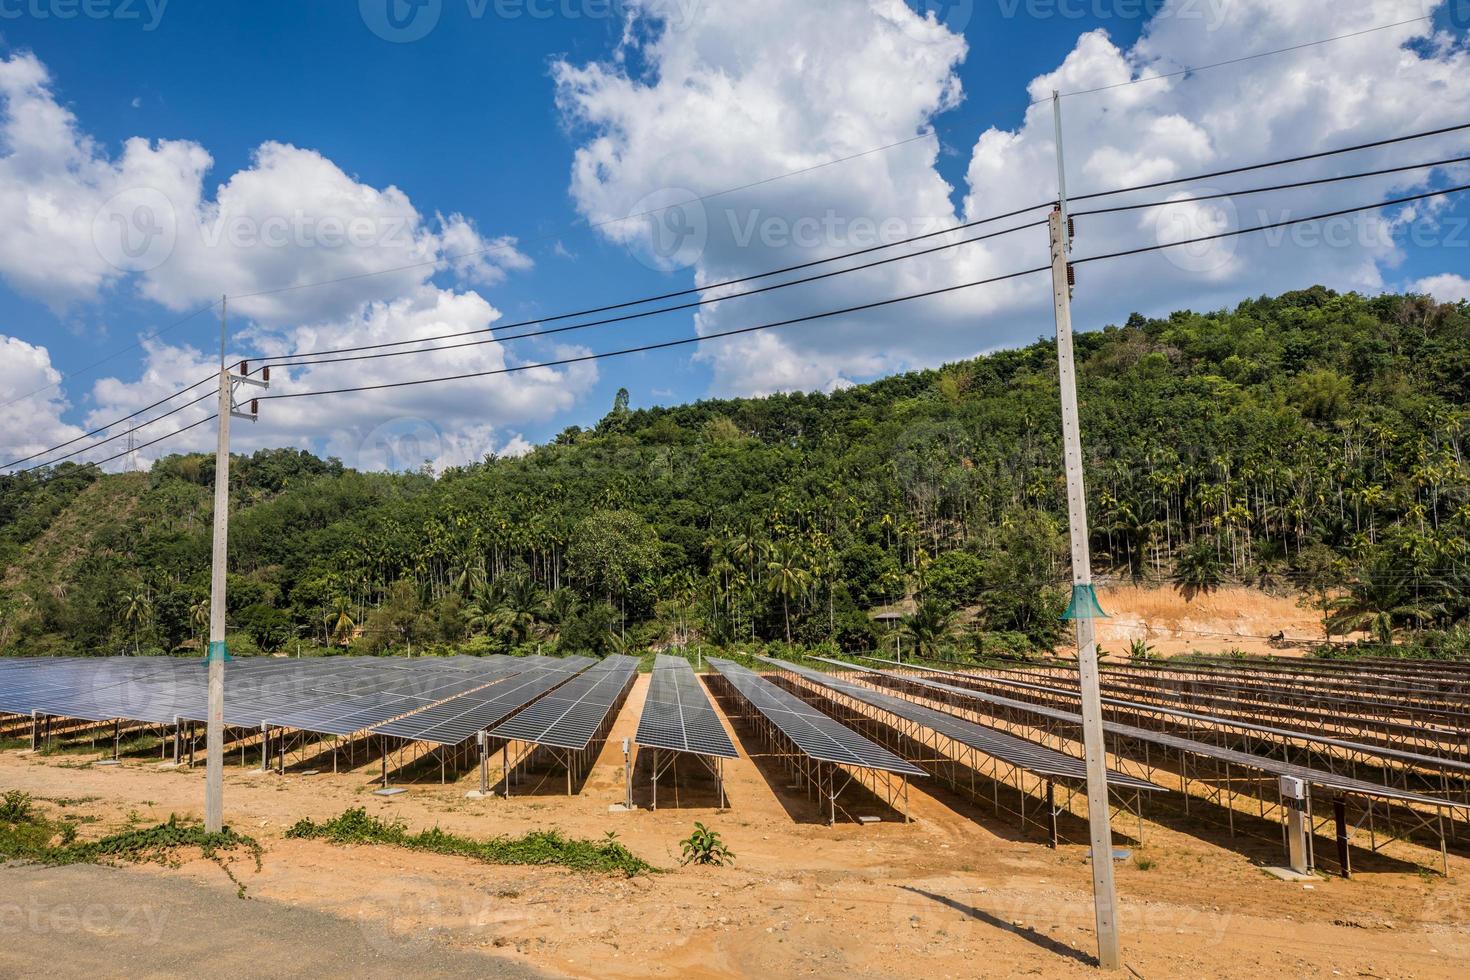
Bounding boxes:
634 654 738 759
490 656 640 751
763 656 1159 792
708 658 925 777
0 655 590 744
837 658 1455 808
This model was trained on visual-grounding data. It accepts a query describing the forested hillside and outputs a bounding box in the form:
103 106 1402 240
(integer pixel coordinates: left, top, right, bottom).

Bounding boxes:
3 286 1468 660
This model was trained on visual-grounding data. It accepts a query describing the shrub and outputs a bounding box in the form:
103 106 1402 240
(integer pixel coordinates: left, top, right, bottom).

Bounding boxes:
679 822 735 867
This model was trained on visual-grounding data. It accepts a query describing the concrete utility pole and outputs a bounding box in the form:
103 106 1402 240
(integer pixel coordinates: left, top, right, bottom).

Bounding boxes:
205 296 268 833
1049 92 1122 971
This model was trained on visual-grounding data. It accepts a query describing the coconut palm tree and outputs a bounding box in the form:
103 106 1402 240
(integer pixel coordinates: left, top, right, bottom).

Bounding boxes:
189 596 210 649
764 542 811 643
899 599 957 662
325 596 356 647
117 588 152 655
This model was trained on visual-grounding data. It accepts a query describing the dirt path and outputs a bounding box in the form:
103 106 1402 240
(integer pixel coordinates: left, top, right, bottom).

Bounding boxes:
0 861 548 979
1 673 1467 978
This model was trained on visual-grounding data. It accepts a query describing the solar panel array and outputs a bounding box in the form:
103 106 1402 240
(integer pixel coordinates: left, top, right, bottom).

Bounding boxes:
371 656 595 746
634 655 738 759
764 657 1158 792
833 658 1452 807
488 655 639 750
0 655 571 742
707 658 924 777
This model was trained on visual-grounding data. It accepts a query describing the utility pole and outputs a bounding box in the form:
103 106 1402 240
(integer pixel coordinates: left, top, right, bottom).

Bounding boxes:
1049 92 1121 971
205 295 268 833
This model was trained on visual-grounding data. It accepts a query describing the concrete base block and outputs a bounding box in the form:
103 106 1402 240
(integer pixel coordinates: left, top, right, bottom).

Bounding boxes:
1264 866 1316 882
374 787 408 797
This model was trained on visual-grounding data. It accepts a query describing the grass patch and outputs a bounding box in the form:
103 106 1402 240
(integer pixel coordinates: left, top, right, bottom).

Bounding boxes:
286 807 655 877
0 789 262 897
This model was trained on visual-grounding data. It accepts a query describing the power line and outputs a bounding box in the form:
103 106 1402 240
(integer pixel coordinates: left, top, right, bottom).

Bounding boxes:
0 14 1445 419
256 264 1054 402
11 116 1469 471
6 389 218 472
259 218 1050 372
1071 121 1470 202
1072 181 1470 267
264 150 1470 373
0 301 219 411
19 179 1470 474
228 140 942 304
0 376 217 470
1030 15 1434 106
1072 153 1470 218
14 121 1470 472
251 181 1470 401
243 122 1470 368
57 412 219 473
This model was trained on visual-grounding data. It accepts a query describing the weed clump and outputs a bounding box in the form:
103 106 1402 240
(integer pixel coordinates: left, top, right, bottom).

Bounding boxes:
287 807 654 877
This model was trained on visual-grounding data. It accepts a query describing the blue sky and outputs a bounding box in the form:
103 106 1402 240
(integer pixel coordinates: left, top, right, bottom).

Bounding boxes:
1 1 1467 471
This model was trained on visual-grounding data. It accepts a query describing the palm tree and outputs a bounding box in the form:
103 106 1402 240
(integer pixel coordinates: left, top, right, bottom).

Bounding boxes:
326 597 356 647
1327 574 1445 647
117 588 152 655
1173 537 1225 600
899 599 957 662
189 596 210 649
765 542 811 643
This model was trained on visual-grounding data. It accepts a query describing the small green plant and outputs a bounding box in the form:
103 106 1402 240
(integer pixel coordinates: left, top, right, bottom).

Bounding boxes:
679 822 735 867
0 790 34 822
1127 639 1156 663
286 808 654 877
0 799 261 898
1133 852 1156 872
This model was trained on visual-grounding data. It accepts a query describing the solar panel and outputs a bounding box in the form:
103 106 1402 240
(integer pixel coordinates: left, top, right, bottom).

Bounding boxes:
707 658 923 777
829 658 1454 808
0 655 527 738
371 656 595 746
488 655 639 750
762 657 1158 792
634 655 738 759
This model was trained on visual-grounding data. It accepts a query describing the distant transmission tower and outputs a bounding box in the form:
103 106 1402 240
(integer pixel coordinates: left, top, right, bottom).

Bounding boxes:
126 431 136 472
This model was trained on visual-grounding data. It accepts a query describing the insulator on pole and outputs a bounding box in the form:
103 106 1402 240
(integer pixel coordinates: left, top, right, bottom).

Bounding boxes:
239 360 249 376
250 399 259 416
1067 265 1076 288
262 366 270 383
1067 217 1076 241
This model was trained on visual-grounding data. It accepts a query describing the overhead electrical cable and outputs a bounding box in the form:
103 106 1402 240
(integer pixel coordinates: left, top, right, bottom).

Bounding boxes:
12 126 1470 472
0 301 220 411
1029 15 1433 106
0 16 1444 416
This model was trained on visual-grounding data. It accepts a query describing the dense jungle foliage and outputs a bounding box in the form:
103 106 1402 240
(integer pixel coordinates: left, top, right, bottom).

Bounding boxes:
3 286 1469 660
